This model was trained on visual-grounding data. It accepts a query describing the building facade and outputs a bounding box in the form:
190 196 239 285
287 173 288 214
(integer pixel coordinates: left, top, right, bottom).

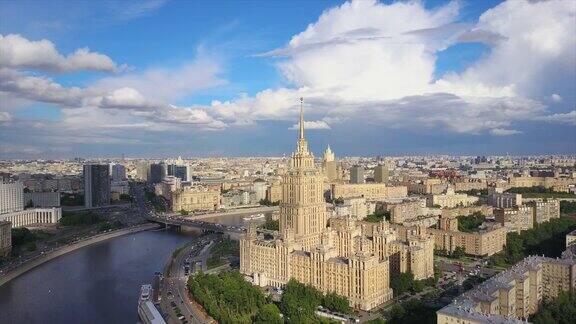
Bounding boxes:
373 165 389 184
494 206 533 233
349 166 365 184
0 221 11 258
23 192 61 208
331 183 407 200
0 181 24 214
83 164 111 208
0 207 62 228
427 188 479 208
437 255 576 323
428 222 507 257
171 187 220 212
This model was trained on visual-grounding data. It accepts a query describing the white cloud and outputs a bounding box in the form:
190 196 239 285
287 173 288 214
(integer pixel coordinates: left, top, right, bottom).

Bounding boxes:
0 68 84 106
0 111 12 122
0 34 120 72
209 0 575 136
490 128 522 136
551 93 563 102
1 0 574 152
289 120 331 130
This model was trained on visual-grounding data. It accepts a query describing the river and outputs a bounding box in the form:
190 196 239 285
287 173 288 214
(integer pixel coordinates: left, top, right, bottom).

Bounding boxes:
0 211 274 323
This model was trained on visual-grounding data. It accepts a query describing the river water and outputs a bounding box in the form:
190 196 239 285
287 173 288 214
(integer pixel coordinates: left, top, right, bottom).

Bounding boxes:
0 211 274 323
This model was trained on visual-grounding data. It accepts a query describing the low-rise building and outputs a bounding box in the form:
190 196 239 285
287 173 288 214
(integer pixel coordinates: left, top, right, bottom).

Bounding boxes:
0 221 11 258
0 207 62 228
331 183 407 200
427 188 479 208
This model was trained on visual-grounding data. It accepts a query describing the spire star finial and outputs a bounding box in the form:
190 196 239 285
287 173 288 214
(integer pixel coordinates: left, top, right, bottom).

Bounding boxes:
299 97 304 140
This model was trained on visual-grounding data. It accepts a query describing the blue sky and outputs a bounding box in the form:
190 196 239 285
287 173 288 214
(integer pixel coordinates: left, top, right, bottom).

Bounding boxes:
0 0 574 158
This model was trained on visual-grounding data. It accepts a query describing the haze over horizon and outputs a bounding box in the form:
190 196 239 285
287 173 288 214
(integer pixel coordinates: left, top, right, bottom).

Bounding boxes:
1 0 575 158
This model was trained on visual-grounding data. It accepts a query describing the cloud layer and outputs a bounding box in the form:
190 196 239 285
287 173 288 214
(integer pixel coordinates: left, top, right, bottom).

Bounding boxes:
1 0 575 156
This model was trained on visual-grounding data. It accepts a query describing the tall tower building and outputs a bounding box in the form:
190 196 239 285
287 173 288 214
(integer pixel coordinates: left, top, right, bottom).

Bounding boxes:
279 98 327 249
374 164 389 184
84 164 110 208
323 146 338 182
149 163 166 184
111 164 126 182
350 165 365 184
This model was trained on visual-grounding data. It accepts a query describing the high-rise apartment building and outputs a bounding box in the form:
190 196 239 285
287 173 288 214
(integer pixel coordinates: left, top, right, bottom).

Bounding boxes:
84 164 110 208
374 165 389 184
0 181 24 214
350 165 364 184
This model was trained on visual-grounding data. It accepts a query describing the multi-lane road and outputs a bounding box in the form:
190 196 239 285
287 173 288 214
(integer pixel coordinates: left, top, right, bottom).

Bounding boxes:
159 235 218 324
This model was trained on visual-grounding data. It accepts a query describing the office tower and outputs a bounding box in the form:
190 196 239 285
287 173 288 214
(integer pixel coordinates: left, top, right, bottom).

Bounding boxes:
0 181 24 214
349 165 364 184
149 163 166 184
323 146 338 182
111 164 126 181
84 164 111 208
174 165 188 182
136 162 150 181
374 164 389 184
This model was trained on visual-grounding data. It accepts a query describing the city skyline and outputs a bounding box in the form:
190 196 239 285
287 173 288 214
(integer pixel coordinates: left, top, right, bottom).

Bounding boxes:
1 0 575 158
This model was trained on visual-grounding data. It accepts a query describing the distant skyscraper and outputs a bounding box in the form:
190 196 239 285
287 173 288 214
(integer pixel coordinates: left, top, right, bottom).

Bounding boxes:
167 164 188 182
84 164 110 208
323 145 338 182
374 165 389 184
149 163 166 184
350 165 364 184
111 164 126 182
137 162 150 181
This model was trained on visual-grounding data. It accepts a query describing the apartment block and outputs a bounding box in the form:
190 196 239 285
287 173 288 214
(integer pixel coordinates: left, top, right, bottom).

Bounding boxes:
331 183 407 200
437 255 576 323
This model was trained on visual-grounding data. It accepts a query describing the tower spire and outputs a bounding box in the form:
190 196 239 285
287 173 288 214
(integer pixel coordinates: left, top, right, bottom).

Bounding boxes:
299 97 304 140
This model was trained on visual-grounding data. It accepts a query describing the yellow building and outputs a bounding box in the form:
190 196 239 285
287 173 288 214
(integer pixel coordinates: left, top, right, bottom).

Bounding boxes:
427 188 479 208
265 182 282 203
437 255 576 323
428 222 507 257
171 187 220 212
508 176 576 192
331 183 407 200
240 104 395 310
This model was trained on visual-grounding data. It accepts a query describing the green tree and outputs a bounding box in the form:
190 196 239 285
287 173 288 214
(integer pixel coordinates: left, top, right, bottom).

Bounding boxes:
532 291 576 324
253 303 283 324
323 291 351 314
